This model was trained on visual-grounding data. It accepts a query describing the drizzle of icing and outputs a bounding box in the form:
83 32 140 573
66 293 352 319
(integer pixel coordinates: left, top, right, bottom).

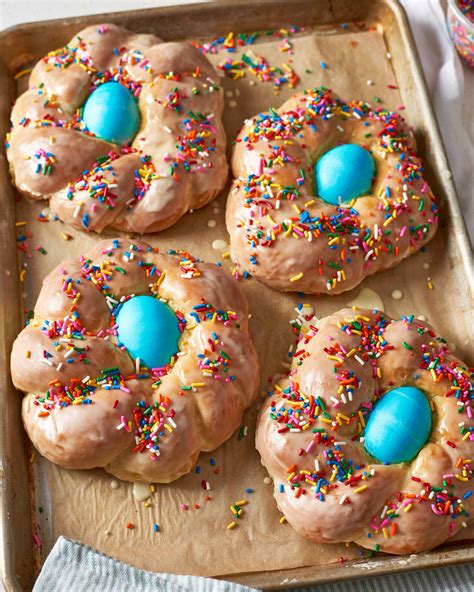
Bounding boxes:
132 481 151 502
347 288 385 312
212 239 229 251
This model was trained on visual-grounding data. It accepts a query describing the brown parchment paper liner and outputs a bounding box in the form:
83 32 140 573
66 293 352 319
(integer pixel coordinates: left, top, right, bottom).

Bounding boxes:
15 26 473 577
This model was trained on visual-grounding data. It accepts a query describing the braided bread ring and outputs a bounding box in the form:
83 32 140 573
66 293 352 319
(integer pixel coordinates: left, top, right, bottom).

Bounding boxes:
7 24 227 234
256 308 473 554
226 88 438 293
11 239 259 483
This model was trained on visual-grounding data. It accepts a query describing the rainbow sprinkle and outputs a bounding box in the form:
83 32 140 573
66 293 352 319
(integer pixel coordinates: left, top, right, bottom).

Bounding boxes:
126 396 176 460
217 52 299 93
33 149 56 175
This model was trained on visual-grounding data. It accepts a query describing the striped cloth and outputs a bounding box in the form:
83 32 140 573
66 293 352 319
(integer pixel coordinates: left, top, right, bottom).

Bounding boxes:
34 536 474 592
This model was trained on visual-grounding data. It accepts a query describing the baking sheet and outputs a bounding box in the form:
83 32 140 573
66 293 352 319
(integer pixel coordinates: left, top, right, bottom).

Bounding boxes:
2 1 473 589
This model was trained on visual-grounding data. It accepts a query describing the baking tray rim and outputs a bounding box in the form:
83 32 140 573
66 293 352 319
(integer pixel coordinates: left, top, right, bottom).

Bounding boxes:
0 1 473 590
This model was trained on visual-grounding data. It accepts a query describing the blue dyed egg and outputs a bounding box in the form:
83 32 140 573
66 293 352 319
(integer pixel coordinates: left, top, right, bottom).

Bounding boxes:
364 386 431 464
315 144 375 205
82 82 140 144
116 296 180 369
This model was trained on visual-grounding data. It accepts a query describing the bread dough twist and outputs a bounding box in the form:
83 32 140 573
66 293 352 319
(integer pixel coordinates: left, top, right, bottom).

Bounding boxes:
11 238 259 483
226 88 438 294
7 24 228 234
256 308 473 553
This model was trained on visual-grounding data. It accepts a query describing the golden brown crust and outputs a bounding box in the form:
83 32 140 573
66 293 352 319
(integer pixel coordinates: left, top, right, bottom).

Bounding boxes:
256 308 473 554
11 238 259 483
7 24 228 234
226 89 438 294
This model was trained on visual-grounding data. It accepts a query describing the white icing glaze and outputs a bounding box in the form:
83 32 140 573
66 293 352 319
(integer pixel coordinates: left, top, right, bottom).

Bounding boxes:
347 288 385 312
212 239 229 251
132 481 151 502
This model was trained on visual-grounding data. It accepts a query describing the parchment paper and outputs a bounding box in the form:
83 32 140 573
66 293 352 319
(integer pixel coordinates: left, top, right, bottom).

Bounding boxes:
15 24 473 578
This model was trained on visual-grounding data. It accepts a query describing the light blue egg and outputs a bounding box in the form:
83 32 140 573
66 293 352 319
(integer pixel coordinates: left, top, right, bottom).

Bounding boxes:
315 144 375 205
82 82 140 144
364 386 432 464
116 296 180 369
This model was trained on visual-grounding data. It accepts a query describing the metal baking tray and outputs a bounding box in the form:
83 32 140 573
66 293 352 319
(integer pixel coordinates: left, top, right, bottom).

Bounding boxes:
1 1 472 590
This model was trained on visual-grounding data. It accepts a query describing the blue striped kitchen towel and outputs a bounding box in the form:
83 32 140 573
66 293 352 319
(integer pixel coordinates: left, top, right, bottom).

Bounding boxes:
33 536 473 592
